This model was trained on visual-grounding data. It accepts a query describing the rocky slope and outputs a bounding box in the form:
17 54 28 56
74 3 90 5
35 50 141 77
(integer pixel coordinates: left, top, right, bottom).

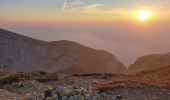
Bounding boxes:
136 66 170 87
0 67 170 100
128 53 170 74
55 64 126 74
0 28 126 74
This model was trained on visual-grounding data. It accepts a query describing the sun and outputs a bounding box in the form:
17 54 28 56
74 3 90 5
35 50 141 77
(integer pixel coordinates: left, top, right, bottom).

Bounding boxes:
136 10 151 21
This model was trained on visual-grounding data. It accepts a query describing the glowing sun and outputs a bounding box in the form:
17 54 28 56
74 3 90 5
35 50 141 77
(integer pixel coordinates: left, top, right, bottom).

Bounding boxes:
136 10 152 20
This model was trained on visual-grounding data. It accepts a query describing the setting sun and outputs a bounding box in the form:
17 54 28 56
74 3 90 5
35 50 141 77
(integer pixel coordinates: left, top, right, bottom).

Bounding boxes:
136 10 152 21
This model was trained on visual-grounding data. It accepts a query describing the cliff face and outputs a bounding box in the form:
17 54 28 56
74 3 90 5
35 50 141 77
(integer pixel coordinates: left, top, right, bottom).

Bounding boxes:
128 53 170 74
0 28 126 74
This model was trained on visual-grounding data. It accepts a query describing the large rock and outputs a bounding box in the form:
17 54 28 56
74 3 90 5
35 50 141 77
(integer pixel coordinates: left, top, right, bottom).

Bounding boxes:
0 28 126 74
128 53 170 74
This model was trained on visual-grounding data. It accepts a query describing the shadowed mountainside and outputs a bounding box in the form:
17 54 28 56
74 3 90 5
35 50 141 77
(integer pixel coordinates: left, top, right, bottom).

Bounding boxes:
128 53 170 74
0 28 126 74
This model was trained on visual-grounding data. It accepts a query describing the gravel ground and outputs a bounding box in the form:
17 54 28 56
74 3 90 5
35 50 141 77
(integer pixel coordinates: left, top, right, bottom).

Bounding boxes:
0 72 170 100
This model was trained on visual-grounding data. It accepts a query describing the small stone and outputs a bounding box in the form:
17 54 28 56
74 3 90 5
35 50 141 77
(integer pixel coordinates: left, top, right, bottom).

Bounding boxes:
68 96 74 100
46 97 53 100
52 94 58 100
56 86 70 96
27 96 35 100
44 89 53 99
150 96 157 100
91 92 101 100
106 90 113 95
112 95 122 100
112 96 116 100
101 93 108 97
74 94 84 100
62 96 68 100
84 93 91 99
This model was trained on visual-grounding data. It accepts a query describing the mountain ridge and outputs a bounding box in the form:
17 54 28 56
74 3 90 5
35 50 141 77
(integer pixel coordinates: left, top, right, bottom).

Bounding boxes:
128 52 170 74
0 28 126 74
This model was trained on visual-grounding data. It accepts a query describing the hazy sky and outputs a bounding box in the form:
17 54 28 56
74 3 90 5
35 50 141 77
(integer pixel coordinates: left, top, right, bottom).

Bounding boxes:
1 0 170 22
0 0 170 66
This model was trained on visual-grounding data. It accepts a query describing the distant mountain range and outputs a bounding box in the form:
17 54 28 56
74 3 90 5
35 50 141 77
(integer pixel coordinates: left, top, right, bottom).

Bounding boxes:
0 28 126 74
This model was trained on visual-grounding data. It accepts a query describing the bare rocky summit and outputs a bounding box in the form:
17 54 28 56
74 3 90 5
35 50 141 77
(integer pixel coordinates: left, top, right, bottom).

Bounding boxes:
128 53 170 74
0 28 126 74
0 67 170 100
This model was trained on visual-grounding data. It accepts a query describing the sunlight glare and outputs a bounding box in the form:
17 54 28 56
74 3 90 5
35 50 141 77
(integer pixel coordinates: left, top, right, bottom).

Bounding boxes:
137 10 151 21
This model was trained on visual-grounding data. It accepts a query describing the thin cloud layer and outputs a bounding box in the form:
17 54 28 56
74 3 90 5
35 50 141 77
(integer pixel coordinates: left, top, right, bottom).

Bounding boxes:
61 0 170 20
63 0 125 14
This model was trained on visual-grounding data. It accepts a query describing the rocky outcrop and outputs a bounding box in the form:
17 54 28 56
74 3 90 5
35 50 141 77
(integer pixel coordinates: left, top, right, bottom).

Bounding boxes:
0 28 126 74
128 53 170 74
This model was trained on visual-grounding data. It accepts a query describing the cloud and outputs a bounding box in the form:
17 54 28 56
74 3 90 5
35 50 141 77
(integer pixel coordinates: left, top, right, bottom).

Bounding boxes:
64 3 132 15
62 0 170 16
63 0 86 11
62 0 67 11
62 0 105 14
62 1 138 15
66 3 105 14
165 0 169 4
